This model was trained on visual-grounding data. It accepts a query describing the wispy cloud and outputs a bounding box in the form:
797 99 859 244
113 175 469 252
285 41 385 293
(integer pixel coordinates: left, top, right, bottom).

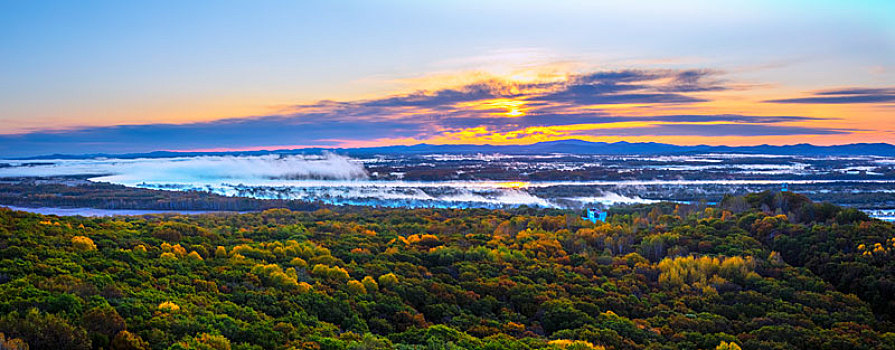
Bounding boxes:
0 68 862 156
766 87 895 104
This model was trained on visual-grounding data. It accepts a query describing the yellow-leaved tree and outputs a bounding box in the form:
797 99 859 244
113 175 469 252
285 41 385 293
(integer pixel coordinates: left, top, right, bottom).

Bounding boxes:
346 280 367 294
158 301 180 313
361 276 379 292
716 341 742 350
378 273 399 289
71 235 96 251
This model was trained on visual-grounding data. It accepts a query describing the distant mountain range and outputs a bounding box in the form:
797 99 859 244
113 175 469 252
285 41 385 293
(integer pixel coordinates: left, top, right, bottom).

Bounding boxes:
16 140 895 159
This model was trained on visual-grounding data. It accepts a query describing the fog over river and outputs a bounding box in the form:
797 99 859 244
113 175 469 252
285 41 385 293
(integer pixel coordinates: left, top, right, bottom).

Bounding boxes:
1 153 894 220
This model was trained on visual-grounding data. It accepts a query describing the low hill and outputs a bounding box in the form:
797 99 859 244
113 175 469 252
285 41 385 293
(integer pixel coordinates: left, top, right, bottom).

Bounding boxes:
16 140 895 159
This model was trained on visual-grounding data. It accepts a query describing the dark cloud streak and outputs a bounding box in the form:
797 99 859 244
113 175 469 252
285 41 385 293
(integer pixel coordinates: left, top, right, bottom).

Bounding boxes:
0 68 856 157
564 124 851 137
767 86 895 104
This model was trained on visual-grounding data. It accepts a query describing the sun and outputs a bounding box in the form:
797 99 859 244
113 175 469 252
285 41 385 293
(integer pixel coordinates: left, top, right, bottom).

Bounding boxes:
457 98 531 118
505 108 525 117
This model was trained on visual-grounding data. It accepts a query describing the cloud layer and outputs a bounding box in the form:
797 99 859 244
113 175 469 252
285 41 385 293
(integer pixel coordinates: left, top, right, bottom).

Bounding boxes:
0 68 878 157
766 87 895 104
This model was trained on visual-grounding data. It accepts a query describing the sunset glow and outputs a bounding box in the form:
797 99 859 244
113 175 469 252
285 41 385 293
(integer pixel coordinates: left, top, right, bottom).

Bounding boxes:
0 1 892 156
3 3 895 349
495 181 530 189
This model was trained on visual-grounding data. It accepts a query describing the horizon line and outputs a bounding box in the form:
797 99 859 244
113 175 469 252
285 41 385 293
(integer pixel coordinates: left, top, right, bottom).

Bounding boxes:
7 139 895 160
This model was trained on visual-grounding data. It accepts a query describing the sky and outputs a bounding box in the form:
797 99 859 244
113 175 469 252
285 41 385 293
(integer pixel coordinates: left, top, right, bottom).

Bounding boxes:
0 0 893 156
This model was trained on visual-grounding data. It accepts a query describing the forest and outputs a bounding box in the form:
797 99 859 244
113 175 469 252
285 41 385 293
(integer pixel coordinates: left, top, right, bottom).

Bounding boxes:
0 191 893 349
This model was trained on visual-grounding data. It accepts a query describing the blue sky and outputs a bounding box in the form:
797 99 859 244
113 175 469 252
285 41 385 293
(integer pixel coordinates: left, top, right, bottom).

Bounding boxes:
0 0 893 156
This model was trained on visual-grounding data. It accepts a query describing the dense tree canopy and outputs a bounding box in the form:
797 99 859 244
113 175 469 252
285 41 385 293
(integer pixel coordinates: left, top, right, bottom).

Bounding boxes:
0 192 893 349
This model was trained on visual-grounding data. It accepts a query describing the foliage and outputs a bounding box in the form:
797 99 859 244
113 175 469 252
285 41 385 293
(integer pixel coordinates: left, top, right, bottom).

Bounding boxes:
0 192 893 349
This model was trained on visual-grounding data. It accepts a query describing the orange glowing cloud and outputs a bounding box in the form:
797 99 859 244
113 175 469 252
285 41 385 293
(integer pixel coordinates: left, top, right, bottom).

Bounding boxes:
455 98 532 117
2 62 892 156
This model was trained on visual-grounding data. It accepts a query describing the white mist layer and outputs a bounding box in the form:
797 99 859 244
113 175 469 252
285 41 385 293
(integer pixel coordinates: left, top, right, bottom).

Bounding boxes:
182 182 672 209
0 154 368 182
565 193 659 206
3 155 895 210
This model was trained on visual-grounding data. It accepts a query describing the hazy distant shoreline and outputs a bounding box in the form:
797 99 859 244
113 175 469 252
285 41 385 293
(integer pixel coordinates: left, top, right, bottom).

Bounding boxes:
0 205 247 217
